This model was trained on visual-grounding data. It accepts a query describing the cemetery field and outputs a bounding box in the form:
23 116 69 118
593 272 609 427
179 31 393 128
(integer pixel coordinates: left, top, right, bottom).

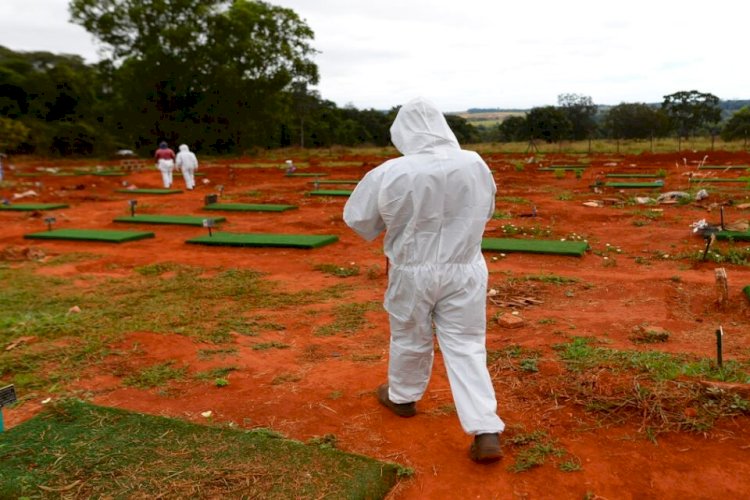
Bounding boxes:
2 149 750 498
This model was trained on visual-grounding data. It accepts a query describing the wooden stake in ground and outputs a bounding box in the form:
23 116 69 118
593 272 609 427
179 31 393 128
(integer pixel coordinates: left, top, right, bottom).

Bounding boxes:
715 267 729 310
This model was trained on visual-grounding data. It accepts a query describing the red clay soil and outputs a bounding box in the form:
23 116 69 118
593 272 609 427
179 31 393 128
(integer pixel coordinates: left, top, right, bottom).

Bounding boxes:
3 150 750 498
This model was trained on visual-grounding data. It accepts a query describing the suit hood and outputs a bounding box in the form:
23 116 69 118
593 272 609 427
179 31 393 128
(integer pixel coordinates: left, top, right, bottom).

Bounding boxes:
389 97 460 155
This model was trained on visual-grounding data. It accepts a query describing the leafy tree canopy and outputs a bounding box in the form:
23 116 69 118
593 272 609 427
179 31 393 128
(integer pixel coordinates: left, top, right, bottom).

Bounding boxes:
557 93 598 140
661 90 721 138
720 106 750 141
603 102 670 140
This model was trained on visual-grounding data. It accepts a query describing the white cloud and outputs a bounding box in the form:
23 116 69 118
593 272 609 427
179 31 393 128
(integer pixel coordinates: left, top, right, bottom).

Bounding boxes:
1 0 747 110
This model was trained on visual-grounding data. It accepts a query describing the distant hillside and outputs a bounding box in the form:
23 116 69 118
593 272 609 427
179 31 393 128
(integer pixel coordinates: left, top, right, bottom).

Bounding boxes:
456 99 749 127
455 110 526 127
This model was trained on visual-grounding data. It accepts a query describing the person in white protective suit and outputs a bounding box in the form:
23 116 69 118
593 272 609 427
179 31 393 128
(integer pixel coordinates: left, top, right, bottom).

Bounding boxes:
343 97 505 463
154 141 176 188
175 144 199 190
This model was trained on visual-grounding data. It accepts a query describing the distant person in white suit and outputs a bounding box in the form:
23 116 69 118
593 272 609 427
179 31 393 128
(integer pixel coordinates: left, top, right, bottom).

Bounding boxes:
175 144 199 190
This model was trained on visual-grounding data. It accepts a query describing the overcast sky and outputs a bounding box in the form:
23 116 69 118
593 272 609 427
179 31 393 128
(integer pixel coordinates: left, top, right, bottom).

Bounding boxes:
1 0 748 112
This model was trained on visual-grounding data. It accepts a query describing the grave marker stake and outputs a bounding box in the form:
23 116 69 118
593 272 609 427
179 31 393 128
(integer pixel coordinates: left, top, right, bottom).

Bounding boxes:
129 199 137 217
44 216 56 231
716 326 724 368
0 385 18 432
203 218 216 237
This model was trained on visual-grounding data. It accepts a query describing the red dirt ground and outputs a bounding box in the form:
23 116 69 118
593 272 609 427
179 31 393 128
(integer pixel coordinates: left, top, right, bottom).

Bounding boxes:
2 150 750 498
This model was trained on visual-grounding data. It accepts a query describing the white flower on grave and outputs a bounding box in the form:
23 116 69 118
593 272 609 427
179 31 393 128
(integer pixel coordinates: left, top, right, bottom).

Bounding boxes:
560 238 566 241
201 410 213 418
41 397 52 404
603 257 609 260
500 253 506 257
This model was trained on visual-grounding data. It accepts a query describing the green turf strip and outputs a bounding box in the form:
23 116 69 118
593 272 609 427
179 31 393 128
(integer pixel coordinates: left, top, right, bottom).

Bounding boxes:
91 171 128 176
0 203 69 211
285 172 328 177
744 285 750 302
715 230 750 241
604 181 664 188
309 189 353 196
113 214 227 226
689 178 749 183
187 232 338 248
309 179 360 184
482 238 589 256
24 228 155 243
0 400 400 498
698 165 749 170
204 203 297 212
538 167 586 171
115 188 183 194
606 173 661 178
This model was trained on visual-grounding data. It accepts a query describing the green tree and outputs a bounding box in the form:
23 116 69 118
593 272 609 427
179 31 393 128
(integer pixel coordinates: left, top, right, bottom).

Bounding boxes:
603 103 670 140
0 116 30 151
445 114 480 144
526 106 571 143
557 93 598 140
721 106 750 145
0 46 107 155
497 115 528 142
69 0 319 154
661 90 721 138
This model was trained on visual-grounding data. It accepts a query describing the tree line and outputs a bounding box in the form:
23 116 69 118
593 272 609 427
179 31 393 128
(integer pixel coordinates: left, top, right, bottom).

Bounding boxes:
1 0 749 157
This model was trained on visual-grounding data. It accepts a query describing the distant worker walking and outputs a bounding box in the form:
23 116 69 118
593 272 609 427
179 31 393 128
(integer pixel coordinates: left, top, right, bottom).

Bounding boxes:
154 141 176 188
175 144 199 190
343 97 505 463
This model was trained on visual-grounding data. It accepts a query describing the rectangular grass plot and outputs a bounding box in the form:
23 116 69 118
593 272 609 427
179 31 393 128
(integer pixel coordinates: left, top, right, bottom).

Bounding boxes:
309 190 353 197
604 181 665 189
698 165 749 170
308 179 360 185
115 188 183 194
606 173 661 178
187 232 338 249
113 215 227 226
203 203 297 212
0 400 400 498
482 238 589 256
0 203 69 211
688 178 749 183
285 172 328 177
715 230 750 241
25 228 155 243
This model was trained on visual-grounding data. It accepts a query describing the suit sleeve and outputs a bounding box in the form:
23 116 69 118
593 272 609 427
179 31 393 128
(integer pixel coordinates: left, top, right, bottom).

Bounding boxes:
343 169 386 241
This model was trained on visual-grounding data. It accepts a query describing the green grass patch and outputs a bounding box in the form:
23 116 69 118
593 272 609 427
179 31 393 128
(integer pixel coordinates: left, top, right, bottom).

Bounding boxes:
314 302 377 337
308 189 353 197
554 337 750 381
505 428 570 473
0 399 402 498
123 361 187 389
186 232 339 249
314 263 360 277
0 264 350 392
251 341 290 351
482 238 588 257
24 229 155 243
553 337 750 435
114 214 226 226
0 203 69 211
203 203 297 212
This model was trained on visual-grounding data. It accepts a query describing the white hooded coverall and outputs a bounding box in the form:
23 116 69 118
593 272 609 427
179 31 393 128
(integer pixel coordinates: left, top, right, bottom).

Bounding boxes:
175 144 199 190
343 97 504 436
